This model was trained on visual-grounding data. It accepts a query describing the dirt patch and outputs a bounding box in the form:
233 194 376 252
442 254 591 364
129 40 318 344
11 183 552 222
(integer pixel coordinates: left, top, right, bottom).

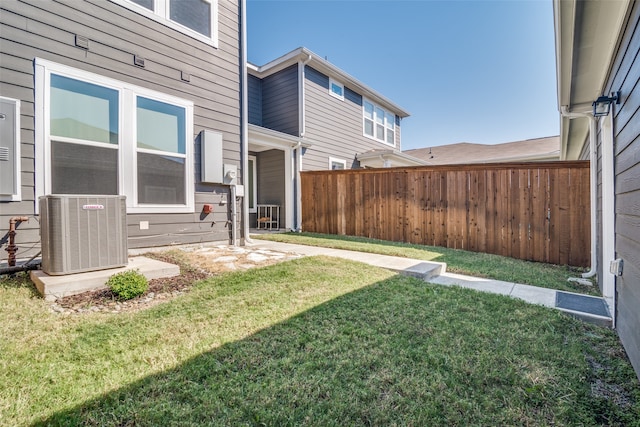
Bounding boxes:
50 245 302 315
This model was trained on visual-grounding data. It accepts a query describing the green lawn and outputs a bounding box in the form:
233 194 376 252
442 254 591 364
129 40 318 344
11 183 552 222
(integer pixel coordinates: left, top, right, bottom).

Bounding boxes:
2 256 638 426
254 232 599 295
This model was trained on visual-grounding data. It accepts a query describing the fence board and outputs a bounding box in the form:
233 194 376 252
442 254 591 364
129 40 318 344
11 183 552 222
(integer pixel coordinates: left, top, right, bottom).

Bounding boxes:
301 161 590 267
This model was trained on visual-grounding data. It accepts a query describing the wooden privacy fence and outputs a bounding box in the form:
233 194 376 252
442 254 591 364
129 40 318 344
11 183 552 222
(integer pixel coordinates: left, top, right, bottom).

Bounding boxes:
301 161 591 267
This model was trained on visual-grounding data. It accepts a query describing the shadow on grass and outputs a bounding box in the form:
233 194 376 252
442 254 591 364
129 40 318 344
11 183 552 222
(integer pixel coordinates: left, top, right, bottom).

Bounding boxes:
34 274 636 426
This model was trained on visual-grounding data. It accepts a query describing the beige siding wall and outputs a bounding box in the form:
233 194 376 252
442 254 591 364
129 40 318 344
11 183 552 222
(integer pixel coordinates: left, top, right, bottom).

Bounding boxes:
0 0 242 258
302 66 400 171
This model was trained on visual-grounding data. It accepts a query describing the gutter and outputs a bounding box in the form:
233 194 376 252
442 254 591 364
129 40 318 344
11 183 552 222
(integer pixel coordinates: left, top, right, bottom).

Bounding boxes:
292 54 312 232
560 106 596 279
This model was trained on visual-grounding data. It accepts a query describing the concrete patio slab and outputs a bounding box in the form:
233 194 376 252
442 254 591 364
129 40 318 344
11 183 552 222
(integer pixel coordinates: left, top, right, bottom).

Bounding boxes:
31 257 179 301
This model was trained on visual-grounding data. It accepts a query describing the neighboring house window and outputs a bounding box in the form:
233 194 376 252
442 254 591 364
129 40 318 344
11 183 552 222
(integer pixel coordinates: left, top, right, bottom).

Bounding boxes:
35 58 194 214
329 78 344 100
114 0 218 47
363 99 395 146
329 157 347 170
248 155 257 213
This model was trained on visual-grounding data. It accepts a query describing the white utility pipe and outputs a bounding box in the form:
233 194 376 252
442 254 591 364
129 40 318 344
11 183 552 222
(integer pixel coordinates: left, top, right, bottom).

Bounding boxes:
560 106 597 278
240 0 253 244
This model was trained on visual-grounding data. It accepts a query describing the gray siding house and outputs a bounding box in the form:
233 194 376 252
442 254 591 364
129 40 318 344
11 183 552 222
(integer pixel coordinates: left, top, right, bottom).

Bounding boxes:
247 47 424 230
0 0 247 262
554 0 640 379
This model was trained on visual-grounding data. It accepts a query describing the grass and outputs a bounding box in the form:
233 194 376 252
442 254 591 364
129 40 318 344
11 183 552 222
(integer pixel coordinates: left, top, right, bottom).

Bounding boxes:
2 256 639 426
253 232 598 295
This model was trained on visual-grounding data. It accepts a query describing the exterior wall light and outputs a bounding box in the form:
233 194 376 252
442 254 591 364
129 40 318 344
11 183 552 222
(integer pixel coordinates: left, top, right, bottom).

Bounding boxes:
592 91 621 117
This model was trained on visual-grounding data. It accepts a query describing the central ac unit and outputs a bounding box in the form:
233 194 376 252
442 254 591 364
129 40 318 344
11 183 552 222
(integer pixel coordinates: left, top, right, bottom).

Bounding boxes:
39 195 128 275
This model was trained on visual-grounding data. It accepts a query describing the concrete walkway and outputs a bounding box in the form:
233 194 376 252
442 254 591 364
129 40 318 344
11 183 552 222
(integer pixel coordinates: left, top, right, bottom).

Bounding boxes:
250 239 612 327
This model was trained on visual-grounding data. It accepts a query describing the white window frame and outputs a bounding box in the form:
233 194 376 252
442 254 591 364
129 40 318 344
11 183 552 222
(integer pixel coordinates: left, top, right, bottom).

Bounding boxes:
362 98 396 147
248 154 257 213
329 157 347 170
113 0 218 48
329 78 344 101
35 58 194 214
0 97 21 201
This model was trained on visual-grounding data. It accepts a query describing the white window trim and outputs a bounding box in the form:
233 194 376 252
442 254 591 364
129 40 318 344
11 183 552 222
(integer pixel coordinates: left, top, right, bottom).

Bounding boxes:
35 58 195 214
113 0 218 48
362 98 396 148
248 154 257 213
329 78 344 101
0 97 21 201
329 157 347 170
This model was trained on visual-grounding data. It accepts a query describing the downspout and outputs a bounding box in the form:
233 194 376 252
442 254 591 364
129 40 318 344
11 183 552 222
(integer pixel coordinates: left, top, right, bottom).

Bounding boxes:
601 111 617 327
240 0 253 244
293 53 312 232
560 106 597 279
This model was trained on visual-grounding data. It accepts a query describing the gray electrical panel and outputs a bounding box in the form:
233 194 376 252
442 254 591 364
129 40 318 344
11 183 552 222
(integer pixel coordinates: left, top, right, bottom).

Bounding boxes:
0 97 19 198
200 130 223 184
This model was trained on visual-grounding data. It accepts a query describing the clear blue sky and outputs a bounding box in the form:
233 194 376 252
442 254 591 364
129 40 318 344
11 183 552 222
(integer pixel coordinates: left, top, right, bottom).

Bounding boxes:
247 0 559 151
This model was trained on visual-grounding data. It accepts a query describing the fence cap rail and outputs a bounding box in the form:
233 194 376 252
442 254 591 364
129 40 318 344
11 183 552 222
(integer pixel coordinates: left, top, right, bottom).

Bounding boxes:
301 160 590 176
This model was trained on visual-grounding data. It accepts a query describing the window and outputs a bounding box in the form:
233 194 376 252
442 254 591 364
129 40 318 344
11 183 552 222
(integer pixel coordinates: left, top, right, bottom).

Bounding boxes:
329 157 347 170
115 0 218 47
363 99 395 146
329 78 344 100
35 59 194 213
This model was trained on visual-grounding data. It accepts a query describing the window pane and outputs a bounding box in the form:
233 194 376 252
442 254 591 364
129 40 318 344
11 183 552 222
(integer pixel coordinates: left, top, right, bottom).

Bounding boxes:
331 82 343 97
131 0 154 10
386 112 395 129
137 152 185 204
50 74 118 144
331 161 345 170
376 124 385 140
51 141 118 194
375 107 384 124
170 0 211 37
137 97 185 154
386 129 394 145
364 119 374 136
364 101 374 120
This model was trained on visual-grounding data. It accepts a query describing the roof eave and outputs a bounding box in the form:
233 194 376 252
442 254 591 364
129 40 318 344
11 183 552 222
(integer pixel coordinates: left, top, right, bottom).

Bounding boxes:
249 47 410 117
554 0 632 160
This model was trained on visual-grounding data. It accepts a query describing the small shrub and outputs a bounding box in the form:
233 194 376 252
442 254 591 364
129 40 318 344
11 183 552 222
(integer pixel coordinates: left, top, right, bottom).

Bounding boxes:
107 270 148 300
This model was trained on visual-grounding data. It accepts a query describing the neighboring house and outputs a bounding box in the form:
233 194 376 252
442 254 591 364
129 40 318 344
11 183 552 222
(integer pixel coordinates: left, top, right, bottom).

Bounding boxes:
0 0 246 262
404 136 560 165
554 0 640 378
247 47 424 230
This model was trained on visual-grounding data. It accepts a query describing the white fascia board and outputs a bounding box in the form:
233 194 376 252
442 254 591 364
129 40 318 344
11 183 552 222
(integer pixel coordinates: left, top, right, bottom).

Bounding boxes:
358 149 428 166
250 47 410 118
248 124 311 149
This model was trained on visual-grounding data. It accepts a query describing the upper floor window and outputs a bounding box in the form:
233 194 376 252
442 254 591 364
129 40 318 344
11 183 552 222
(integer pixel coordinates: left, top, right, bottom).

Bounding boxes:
363 99 395 146
115 0 218 47
329 78 344 100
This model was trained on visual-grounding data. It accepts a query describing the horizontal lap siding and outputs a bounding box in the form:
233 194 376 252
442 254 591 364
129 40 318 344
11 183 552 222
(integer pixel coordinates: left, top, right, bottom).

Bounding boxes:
261 65 298 136
0 0 242 257
303 66 398 171
604 0 640 378
248 75 263 126
301 162 590 266
256 149 286 226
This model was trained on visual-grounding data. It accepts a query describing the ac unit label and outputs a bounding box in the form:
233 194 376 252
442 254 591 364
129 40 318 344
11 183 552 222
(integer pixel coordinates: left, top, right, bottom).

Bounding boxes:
82 204 104 210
